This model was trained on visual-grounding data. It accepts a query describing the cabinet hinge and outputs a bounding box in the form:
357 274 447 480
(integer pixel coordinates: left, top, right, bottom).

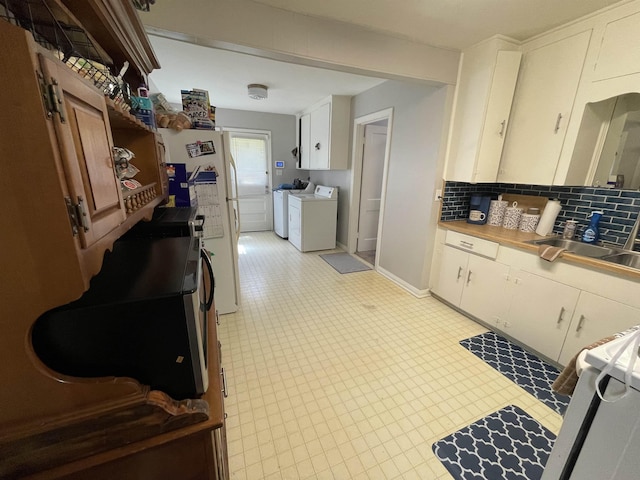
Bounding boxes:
65 196 79 236
65 196 89 236
47 78 66 123
37 70 54 119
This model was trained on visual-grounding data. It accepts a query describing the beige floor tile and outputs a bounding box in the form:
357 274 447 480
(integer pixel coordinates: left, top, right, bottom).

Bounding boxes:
219 232 564 479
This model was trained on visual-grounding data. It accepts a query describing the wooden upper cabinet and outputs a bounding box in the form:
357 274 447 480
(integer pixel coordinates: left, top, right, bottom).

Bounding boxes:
59 0 160 86
40 54 125 248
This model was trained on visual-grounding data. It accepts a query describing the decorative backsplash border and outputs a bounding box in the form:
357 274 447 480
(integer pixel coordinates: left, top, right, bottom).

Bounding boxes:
440 181 640 246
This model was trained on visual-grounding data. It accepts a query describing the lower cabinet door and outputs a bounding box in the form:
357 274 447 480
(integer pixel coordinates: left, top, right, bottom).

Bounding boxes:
558 291 640 366
433 245 468 307
505 270 580 361
459 254 510 327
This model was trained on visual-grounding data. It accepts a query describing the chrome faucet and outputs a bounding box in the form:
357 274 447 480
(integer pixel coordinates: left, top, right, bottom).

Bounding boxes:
624 213 640 250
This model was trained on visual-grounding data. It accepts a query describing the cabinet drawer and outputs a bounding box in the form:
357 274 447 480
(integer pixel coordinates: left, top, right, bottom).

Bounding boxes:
445 231 499 259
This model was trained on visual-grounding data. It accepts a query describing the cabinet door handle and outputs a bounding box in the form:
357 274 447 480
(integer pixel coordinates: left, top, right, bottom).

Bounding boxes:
216 309 220 326
466 270 472 286
576 314 586 332
456 266 463 281
315 142 321 150
556 307 566 324
554 113 563 134
499 120 506 138
221 367 228 398
459 240 474 249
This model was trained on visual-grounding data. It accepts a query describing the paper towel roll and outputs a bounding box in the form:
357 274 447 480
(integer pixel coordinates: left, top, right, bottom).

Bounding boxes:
535 199 562 236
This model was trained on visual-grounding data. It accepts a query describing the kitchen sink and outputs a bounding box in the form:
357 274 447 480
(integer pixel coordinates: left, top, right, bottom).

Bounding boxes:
601 252 640 269
528 237 621 258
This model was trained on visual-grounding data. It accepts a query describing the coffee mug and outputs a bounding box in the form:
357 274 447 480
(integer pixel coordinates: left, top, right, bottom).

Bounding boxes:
469 210 486 222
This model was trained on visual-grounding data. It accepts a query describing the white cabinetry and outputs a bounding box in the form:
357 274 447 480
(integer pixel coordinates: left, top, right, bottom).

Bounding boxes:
504 270 580 361
592 10 640 82
498 30 591 184
432 227 640 366
299 113 311 169
558 291 640 365
298 95 350 170
432 232 509 327
446 37 521 182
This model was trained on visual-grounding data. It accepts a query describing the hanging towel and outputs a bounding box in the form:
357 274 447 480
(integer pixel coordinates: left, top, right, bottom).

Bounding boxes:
552 335 616 396
552 325 640 396
538 245 566 262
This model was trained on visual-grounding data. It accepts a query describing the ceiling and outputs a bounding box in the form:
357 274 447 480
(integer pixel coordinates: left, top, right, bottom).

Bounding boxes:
147 34 387 116
146 0 623 116
246 0 623 49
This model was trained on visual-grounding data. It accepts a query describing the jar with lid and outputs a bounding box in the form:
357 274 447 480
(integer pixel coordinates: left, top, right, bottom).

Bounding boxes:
563 220 577 239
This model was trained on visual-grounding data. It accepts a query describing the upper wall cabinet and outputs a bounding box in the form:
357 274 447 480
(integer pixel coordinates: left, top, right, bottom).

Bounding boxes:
592 10 640 83
446 36 521 183
497 30 592 185
298 95 351 170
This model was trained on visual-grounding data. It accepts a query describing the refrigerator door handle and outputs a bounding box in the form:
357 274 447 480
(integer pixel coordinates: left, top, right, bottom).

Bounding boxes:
227 151 241 236
232 201 240 238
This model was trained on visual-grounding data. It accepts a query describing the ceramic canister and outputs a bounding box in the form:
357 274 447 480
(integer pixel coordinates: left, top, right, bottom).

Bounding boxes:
502 202 523 230
488 200 508 226
519 213 541 232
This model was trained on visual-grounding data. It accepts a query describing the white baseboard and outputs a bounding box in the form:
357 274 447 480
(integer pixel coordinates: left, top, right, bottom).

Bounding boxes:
376 265 431 298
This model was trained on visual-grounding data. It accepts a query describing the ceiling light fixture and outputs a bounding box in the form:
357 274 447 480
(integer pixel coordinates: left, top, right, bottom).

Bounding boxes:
248 84 268 100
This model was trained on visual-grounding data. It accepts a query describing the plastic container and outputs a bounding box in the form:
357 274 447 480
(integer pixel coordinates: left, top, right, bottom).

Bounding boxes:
563 220 577 239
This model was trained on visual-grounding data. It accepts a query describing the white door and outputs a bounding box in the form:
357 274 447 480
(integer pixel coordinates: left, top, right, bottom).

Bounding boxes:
459 255 510 328
432 246 469 307
310 102 331 169
288 199 302 250
505 270 580 361
498 31 591 184
228 131 271 232
559 292 640 366
357 124 387 253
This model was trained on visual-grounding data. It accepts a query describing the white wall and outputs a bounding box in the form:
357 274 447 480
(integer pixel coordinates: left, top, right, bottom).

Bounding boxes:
215 108 309 187
314 80 454 292
140 0 459 85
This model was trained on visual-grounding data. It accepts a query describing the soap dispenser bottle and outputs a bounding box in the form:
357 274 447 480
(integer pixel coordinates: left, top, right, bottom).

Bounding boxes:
582 211 603 244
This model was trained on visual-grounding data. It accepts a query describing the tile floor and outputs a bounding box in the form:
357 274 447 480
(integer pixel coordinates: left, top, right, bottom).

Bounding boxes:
217 232 564 479
355 250 375 266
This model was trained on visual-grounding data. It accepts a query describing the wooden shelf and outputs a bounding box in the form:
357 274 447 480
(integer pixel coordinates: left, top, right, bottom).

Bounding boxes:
106 97 151 131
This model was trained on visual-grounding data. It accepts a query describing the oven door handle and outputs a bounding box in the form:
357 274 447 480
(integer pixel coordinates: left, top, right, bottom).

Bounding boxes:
194 214 205 233
201 248 215 311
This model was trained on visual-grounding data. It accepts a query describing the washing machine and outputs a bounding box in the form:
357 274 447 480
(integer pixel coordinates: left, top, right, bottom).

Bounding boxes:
288 186 338 252
273 189 303 238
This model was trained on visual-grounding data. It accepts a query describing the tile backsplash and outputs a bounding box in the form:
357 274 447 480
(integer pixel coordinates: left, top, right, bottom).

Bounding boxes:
440 181 640 247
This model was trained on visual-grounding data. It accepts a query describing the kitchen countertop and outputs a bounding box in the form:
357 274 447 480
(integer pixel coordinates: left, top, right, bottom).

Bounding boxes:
438 220 640 280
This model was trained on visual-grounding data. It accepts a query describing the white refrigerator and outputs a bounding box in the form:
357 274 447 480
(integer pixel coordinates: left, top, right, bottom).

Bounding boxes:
158 128 240 314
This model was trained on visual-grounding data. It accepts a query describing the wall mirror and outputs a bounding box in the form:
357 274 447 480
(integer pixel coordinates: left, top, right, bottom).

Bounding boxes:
573 93 640 190
591 93 640 189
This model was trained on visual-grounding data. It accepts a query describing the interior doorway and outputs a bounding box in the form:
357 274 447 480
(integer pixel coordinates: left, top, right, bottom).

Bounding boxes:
227 129 272 232
348 109 393 267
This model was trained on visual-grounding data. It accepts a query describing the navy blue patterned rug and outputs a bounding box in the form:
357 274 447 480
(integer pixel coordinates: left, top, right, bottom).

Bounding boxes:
433 405 556 480
460 332 570 415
